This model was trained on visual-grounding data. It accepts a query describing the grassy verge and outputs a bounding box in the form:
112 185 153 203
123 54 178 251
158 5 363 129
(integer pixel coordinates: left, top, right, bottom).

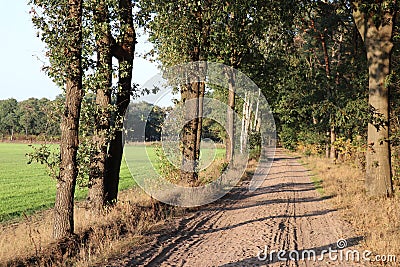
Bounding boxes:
297 158 325 196
298 154 400 266
1 187 181 266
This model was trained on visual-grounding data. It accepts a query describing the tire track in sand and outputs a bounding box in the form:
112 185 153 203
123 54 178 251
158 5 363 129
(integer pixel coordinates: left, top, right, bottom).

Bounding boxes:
110 148 367 267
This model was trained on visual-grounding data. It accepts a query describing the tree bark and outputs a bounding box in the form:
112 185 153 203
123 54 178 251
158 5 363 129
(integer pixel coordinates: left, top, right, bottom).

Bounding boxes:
180 110 200 185
53 0 83 239
180 0 210 185
353 2 395 197
88 0 112 212
195 81 206 160
105 0 135 203
226 67 236 162
330 34 343 160
330 126 336 159
245 95 252 151
240 92 247 154
180 64 200 185
193 2 210 166
253 88 261 132
240 91 252 154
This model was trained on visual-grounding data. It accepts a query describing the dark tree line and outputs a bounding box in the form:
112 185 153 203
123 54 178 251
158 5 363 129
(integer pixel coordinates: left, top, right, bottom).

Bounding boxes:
0 97 62 140
0 97 172 142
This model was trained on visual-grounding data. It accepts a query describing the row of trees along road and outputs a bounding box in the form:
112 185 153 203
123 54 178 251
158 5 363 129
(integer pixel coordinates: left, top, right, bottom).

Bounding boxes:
27 0 400 240
31 0 135 239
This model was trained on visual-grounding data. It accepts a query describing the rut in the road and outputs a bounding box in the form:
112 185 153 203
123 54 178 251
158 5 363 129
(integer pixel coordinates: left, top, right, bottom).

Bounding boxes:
110 149 366 267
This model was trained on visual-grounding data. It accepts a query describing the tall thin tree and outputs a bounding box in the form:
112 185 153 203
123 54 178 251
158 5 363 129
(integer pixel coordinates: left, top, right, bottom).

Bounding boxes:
88 0 113 212
56 0 84 238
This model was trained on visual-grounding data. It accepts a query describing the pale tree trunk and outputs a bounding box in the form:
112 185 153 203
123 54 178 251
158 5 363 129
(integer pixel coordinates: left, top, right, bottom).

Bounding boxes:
240 92 248 154
256 113 261 133
330 34 343 160
330 126 336 159
320 31 336 159
353 2 395 197
325 131 330 159
88 0 112 212
245 96 252 150
240 92 252 154
105 0 135 203
253 88 261 132
53 0 83 239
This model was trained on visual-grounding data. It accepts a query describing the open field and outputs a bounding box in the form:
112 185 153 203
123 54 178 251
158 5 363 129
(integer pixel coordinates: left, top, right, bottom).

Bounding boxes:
0 143 225 223
0 143 133 222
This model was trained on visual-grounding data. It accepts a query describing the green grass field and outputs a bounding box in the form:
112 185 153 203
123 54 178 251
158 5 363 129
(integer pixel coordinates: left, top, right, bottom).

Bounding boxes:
0 143 225 222
0 143 135 222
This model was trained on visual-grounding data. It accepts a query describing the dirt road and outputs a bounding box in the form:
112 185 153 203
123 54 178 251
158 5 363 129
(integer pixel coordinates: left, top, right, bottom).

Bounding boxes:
111 149 367 266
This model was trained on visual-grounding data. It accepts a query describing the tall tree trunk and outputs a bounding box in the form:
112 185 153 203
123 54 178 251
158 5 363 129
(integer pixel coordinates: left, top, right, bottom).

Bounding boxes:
105 0 135 203
53 0 83 239
353 2 395 197
320 32 336 159
244 96 252 151
226 67 236 162
180 95 200 185
180 57 200 185
195 81 206 159
240 92 247 154
88 0 112 212
240 91 252 154
330 126 336 159
253 88 261 132
194 2 210 170
330 34 343 160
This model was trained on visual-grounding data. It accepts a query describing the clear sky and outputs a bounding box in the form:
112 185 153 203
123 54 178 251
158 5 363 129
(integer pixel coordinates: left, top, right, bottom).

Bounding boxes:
0 1 159 101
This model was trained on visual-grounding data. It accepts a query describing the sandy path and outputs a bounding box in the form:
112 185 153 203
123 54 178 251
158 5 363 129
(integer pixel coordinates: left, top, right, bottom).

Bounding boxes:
110 149 367 266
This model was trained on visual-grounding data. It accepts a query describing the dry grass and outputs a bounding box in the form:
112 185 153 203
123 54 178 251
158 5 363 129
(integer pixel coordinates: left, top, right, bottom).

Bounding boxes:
0 188 183 266
300 154 400 265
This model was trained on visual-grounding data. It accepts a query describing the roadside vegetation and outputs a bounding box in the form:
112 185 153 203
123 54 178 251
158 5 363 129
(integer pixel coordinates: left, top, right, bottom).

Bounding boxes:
296 148 400 265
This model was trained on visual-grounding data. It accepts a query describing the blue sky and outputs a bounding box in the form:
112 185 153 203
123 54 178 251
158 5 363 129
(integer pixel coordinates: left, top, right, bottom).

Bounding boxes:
0 1 159 101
